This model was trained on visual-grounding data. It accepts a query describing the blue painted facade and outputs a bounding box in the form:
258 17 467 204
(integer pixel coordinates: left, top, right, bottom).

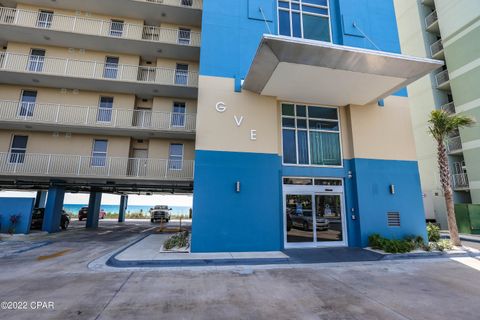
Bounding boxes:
0 198 34 234
192 0 425 252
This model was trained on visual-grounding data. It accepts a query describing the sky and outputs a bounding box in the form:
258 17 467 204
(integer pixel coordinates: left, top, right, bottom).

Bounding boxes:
0 191 193 207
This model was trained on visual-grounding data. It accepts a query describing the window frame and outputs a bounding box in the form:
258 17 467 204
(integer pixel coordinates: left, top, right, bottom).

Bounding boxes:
9 135 28 164
109 19 124 37
171 101 186 128
168 143 184 170
90 139 108 167
36 10 54 29
277 0 333 43
280 102 343 168
19 89 37 117
97 96 114 123
178 28 192 45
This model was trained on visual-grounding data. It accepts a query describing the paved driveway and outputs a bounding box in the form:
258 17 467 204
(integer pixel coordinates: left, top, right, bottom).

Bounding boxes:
0 221 479 320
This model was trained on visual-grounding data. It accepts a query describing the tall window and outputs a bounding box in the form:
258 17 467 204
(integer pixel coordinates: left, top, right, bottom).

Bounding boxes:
110 20 124 37
171 102 186 127
278 0 331 42
178 28 191 45
168 144 183 170
97 97 114 122
91 139 108 167
282 103 341 166
103 56 119 79
174 64 189 85
19 90 37 117
9 135 28 164
37 10 53 28
28 49 45 72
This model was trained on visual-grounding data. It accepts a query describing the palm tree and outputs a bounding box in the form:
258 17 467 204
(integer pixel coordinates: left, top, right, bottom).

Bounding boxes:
428 110 475 246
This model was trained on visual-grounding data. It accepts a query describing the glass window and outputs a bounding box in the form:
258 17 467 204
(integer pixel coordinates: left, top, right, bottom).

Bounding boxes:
97 97 114 122
91 139 108 167
171 102 186 127
28 49 45 72
282 103 341 166
169 144 184 170
103 56 119 79
19 90 37 117
178 28 191 45
278 0 331 42
110 20 124 37
37 10 53 28
9 135 28 163
175 64 189 85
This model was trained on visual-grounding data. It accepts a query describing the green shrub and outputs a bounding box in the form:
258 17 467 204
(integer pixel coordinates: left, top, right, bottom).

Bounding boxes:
434 239 453 252
427 223 441 242
164 231 190 250
368 234 423 254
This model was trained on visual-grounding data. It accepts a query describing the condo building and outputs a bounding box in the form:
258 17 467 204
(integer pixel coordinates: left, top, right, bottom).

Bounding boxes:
394 0 480 228
0 0 442 252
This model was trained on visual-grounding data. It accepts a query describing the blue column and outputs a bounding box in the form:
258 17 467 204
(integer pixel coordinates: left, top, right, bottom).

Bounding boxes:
42 187 65 233
118 195 128 223
86 191 102 229
34 191 47 208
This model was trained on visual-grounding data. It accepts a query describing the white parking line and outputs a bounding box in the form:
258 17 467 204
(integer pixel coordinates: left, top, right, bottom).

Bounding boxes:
450 257 480 271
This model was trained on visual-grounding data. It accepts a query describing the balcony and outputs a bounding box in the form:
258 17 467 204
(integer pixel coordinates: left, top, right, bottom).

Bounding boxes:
435 69 451 91
430 39 444 60
0 153 194 181
425 10 440 33
447 135 463 154
0 52 198 98
452 173 469 191
0 100 196 139
4 0 202 27
441 101 455 114
0 7 200 61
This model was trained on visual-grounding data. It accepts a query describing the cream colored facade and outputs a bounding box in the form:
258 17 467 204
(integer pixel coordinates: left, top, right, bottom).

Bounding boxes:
0 0 201 190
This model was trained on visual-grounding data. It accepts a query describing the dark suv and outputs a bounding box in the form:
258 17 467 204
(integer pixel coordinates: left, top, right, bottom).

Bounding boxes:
30 208 70 230
78 207 106 221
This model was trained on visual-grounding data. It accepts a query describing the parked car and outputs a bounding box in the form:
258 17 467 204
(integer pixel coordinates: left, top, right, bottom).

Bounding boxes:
78 207 106 221
287 208 329 231
286 213 292 231
30 208 70 230
150 205 171 223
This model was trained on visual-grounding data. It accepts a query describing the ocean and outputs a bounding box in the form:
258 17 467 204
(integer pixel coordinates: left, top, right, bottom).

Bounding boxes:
64 204 191 217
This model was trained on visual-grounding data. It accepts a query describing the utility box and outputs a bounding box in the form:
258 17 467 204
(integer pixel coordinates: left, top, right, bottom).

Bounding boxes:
455 204 480 235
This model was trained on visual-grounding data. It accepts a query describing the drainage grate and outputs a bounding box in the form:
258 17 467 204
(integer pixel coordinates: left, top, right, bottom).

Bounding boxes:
387 212 401 227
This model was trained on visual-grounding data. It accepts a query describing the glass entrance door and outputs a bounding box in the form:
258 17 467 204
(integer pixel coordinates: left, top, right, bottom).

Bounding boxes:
315 194 344 243
285 191 346 247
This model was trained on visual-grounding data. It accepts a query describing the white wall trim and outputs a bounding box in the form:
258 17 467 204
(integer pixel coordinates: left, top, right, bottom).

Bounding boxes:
462 139 480 151
456 97 480 113
450 57 480 80
469 181 480 190
444 19 480 47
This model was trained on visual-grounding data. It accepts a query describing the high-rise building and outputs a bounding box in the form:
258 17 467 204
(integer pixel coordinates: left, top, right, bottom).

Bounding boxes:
0 0 442 252
394 0 480 228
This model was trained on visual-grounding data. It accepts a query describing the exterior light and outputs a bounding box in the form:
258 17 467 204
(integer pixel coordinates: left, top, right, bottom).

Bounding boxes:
390 184 396 195
235 181 241 193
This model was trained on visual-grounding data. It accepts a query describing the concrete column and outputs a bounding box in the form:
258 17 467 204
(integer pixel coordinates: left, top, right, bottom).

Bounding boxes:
34 191 47 208
118 195 128 223
42 187 65 233
86 191 102 229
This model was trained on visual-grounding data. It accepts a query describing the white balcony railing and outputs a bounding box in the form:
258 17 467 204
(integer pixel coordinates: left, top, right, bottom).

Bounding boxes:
0 100 196 132
447 135 462 153
452 173 469 190
430 39 443 57
0 153 194 180
425 10 438 29
0 52 199 87
139 0 203 9
0 7 201 46
441 102 455 114
436 69 450 88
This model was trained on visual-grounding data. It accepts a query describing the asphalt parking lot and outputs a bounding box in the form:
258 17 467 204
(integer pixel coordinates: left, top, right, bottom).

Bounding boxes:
0 221 480 320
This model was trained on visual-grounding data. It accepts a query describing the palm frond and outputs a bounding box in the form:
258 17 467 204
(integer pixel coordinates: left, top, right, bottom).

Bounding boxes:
428 110 476 141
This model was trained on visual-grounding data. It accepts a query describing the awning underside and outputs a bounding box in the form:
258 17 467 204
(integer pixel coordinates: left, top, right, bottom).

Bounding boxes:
243 35 444 106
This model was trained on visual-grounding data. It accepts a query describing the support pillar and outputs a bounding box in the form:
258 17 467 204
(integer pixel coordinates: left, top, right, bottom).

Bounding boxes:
42 187 65 233
86 191 102 229
118 195 128 223
34 191 47 208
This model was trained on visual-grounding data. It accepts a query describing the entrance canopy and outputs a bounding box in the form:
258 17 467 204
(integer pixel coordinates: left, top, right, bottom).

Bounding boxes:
243 35 444 106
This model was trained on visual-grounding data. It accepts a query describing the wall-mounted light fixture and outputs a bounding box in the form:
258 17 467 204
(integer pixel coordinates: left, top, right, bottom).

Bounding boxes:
348 171 353 179
235 181 241 193
390 184 395 195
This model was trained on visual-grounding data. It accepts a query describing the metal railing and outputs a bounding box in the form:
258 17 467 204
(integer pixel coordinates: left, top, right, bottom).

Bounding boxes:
0 153 194 180
0 7 201 46
140 0 203 9
425 10 438 29
441 102 455 114
0 100 196 132
447 135 462 153
0 52 199 87
436 69 450 88
430 39 443 57
452 173 469 190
